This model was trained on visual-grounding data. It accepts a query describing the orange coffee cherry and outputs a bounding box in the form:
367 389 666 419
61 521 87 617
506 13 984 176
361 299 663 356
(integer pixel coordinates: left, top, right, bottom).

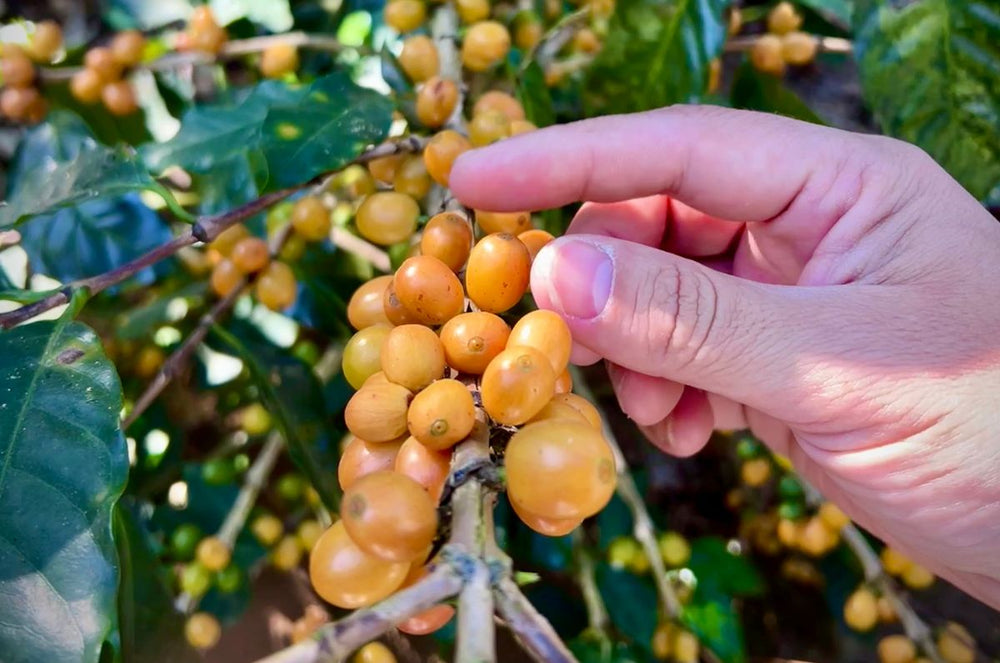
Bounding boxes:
380 324 447 392
393 255 465 326
420 212 473 272
406 378 476 450
481 346 556 424
440 311 510 374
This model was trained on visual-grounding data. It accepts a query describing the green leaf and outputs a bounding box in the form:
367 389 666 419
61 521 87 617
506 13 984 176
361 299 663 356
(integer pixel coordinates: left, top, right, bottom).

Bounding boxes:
0 319 128 663
1 112 188 228
687 536 765 597
853 0 1000 200
595 563 658 654
730 61 826 125
682 589 746 663
583 0 732 114
115 502 198 663
568 631 646 663
260 73 393 189
211 322 341 511
517 61 556 127
18 194 174 283
210 0 293 31
143 74 393 192
107 0 193 30
797 0 853 27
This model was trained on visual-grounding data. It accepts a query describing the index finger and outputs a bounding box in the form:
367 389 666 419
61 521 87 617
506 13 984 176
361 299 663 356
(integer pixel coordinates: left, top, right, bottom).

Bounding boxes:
449 105 871 223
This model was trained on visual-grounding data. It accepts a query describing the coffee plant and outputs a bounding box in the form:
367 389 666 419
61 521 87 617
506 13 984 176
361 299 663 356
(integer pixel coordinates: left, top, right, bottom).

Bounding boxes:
0 0 997 662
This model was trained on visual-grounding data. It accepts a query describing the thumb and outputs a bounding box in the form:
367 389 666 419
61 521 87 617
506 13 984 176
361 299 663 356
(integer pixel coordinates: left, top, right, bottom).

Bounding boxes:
530 234 844 419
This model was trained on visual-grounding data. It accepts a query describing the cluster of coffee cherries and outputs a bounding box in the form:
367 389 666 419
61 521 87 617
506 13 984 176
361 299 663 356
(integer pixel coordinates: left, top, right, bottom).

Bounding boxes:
0 21 61 123
747 1 819 75
68 29 146 115
607 531 691 575
872 621 976 663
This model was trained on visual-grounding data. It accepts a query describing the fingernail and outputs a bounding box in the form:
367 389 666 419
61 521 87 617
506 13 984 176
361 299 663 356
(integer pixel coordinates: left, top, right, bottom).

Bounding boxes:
536 239 612 319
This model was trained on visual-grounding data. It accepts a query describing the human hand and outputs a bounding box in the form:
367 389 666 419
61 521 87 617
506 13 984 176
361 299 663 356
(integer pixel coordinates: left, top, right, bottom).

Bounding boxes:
450 106 1000 609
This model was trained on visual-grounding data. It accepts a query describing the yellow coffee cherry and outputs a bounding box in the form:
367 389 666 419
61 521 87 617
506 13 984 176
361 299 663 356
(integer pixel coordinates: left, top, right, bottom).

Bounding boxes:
751 34 786 76
354 641 397 663
291 196 331 242
877 595 897 623
781 31 818 66
880 547 913 576
767 1 803 35
384 0 427 33
251 514 284 546
877 635 917 663
740 457 771 487
672 630 700 663
799 516 839 556
255 261 297 311
777 518 803 548
185 612 221 650
937 622 975 663
843 587 878 632
817 502 850 532
241 403 272 435
456 0 490 23
398 35 439 82
657 532 691 567
901 563 934 590
297 519 324 552
468 110 511 147
272 535 304 571
651 622 674 660
196 536 231 571
607 536 642 570
260 43 299 78
461 21 511 72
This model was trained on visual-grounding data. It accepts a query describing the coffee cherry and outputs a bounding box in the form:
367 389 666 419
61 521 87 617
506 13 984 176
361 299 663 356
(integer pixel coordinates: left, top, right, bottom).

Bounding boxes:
782 31 818 65
572 28 602 54
343 324 392 389
210 224 249 257
740 457 771 486
937 622 975 663
271 534 304 570
171 524 203 561
291 196 331 242
423 130 472 186
817 501 850 532
513 12 543 50
385 0 427 32
527 398 589 426
368 152 406 184
85 46 123 82
297 520 323 552
0 87 38 121
473 90 526 122
260 43 299 79
465 233 531 313
396 566 455 634
355 642 397 663
1 46 35 88
338 434 405 491
196 537 231 572
415 76 459 128
880 547 913 576
256 261 297 310
658 532 691 567
347 276 394 330
341 471 438 562
395 436 451 500
393 155 432 199
469 110 512 146
877 595 897 623
190 6 218 30
509 120 535 134
651 622 675 660
673 630 700 663
407 378 476 450
462 21 511 72
506 419 616 520
381 324 446 392
111 30 146 66
345 381 413 442
102 80 138 116
188 9 228 54
231 237 270 273
185 612 221 650
767 1 803 35
549 393 599 430
309 521 409 608
356 192 420 245
728 6 743 36
456 0 490 23
28 21 63 62
440 311 510 374
394 255 465 326
798 516 838 556
70 68 104 104
508 309 572 375
211 259 244 297
251 514 284 546
844 586 878 632
901 563 934 589
383 279 420 325
180 562 212 596
420 212 473 272
481 346 556 424
399 35 439 82
553 368 573 394
877 635 917 663
511 498 581 536
751 34 785 76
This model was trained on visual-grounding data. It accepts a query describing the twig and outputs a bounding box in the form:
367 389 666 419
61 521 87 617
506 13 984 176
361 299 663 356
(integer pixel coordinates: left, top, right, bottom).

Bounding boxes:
523 7 591 72
542 53 595 81
493 577 578 663
176 432 285 613
569 367 683 620
331 228 390 273
724 35 852 54
572 529 610 634
430 2 465 132
800 481 943 663
0 138 422 330
38 33 357 82
257 563 465 663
